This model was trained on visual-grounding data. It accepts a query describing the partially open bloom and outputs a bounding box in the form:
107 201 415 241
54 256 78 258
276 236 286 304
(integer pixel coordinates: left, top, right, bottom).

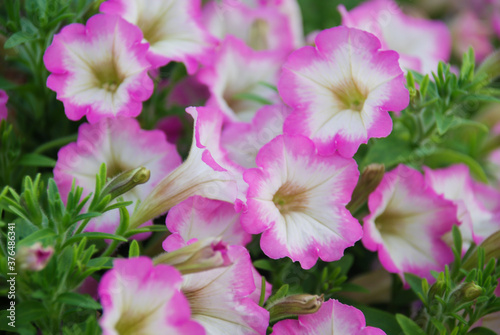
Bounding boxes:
181 245 269 334
363 165 457 281
198 36 284 122
18 243 54 271
44 14 153 123
279 26 408 157
424 164 500 248
54 117 181 234
130 107 242 229
272 299 386 335
100 0 215 73
163 196 251 251
221 104 291 169
99 257 204 334
241 134 362 269
339 0 451 74
0 90 7 120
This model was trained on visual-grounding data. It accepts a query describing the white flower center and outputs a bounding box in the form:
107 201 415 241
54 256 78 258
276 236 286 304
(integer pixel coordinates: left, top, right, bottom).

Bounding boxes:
332 79 368 112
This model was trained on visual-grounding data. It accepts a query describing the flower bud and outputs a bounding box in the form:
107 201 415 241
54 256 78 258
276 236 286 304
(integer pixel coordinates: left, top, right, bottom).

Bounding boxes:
449 282 483 306
101 167 150 200
153 237 231 275
347 164 385 213
267 294 324 323
462 230 500 271
18 242 54 271
476 50 500 82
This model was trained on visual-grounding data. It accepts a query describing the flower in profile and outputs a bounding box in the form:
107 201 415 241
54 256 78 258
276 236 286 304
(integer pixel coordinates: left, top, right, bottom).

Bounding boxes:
100 0 215 73
54 117 181 234
241 134 362 269
198 36 284 122
363 165 457 282
424 164 500 248
44 14 153 123
272 299 386 335
99 257 204 335
202 0 295 53
0 90 7 120
163 196 251 251
221 104 291 169
181 245 269 334
18 243 54 271
339 0 451 74
279 26 408 157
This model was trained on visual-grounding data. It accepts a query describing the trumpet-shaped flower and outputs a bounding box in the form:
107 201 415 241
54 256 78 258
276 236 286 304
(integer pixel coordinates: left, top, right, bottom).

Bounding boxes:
424 164 500 248
363 165 457 281
99 257 204 335
221 104 291 169
272 299 386 335
129 107 243 229
163 196 251 251
182 245 269 334
339 0 451 74
198 36 284 122
0 90 7 120
100 0 215 73
44 14 153 123
202 0 295 53
241 134 362 269
279 26 408 157
54 117 181 234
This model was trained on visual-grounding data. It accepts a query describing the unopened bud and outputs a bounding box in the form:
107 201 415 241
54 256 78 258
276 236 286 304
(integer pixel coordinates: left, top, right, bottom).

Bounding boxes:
463 230 500 271
153 237 231 274
347 164 385 213
268 294 324 323
476 50 500 82
450 282 483 306
101 167 150 200
428 275 446 300
18 242 54 271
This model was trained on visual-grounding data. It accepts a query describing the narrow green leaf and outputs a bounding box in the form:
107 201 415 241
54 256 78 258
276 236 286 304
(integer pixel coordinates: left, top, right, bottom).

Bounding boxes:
4 31 37 48
64 232 127 247
86 257 114 269
424 149 488 182
467 327 498 335
18 153 56 168
17 228 56 248
231 92 273 105
396 314 426 335
253 259 274 271
129 240 140 258
57 292 101 310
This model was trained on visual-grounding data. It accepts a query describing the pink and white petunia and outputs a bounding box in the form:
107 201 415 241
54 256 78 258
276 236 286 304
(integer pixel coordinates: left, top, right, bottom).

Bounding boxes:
241 134 362 269
272 299 386 335
363 165 457 281
100 0 216 73
129 106 244 229
0 90 7 120
163 196 251 251
99 257 204 335
424 164 500 248
54 117 181 235
198 36 284 122
202 0 295 53
182 245 269 335
279 26 408 158
221 104 291 169
44 14 153 123
339 0 451 74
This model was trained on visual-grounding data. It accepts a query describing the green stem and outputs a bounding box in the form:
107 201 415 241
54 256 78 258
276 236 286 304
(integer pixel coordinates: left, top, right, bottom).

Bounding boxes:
34 134 78 154
101 240 120 257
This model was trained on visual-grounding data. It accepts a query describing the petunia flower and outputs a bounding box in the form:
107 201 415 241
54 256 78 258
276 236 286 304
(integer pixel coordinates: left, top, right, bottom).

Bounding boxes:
100 0 216 73
198 36 284 122
0 90 7 120
54 117 181 235
44 14 153 123
18 242 54 272
129 106 243 229
163 195 251 251
279 26 408 157
450 11 493 62
339 0 451 74
202 0 295 53
363 165 457 282
181 245 269 334
424 164 500 248
241 134 362 269
221 104 291 169
272 299 386 335
98 257 204 335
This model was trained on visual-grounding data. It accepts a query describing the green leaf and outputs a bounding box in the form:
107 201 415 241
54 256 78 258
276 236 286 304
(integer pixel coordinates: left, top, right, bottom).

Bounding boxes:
86 257 114 269
467 327 498 335
253 259 274 271
360 132 413 170
64 232 127 247
231 92 273 105
404 273 425 299
434 110 454 135
354 305 402 335
18 153 56 167
129 240 140 258
265 284 289 308
124 225 170 237
56 292 101 310
463 95 500 103
423 149 488 182
0 76 17 90
17 228 56 248
4 31 37 48
396 314 426 335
